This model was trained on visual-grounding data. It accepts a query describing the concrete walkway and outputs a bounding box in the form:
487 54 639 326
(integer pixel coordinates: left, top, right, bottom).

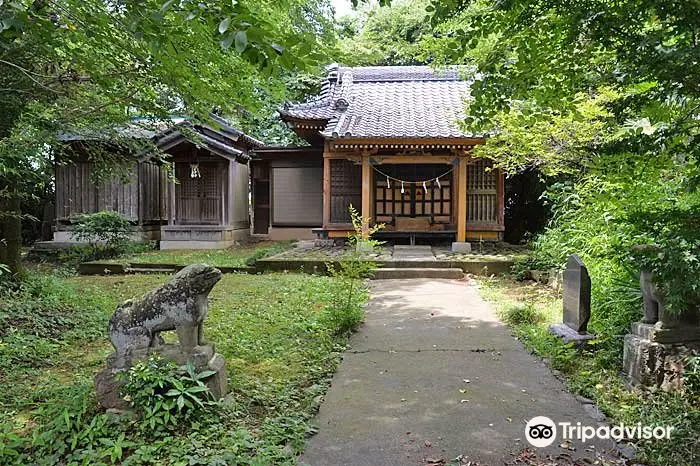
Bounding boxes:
301 279 615 466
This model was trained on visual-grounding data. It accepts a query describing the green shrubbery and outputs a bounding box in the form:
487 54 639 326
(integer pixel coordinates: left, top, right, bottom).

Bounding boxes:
71 211 133 248
52 211 154 267
497 158 700 464
500 302 543 326
121 356 217 430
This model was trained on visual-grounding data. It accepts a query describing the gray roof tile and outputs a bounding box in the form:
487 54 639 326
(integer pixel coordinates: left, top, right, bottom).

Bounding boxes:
280 65 479 139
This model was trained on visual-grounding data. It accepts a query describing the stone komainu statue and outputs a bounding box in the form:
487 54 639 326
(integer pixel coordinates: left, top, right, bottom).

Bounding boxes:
109 264 222 356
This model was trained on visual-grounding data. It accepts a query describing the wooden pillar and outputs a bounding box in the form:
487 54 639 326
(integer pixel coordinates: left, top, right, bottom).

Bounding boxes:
457 157 468 242
323 155 331 228
168 163 175 226
218 163 228 226
497 168 505 227
361 155 372 237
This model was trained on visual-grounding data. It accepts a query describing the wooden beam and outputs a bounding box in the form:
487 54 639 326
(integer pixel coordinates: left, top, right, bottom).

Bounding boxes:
457 157 468 242
497 168 505 227
323 155 331 228
361 155 371 237
168 163 175 226
371 155 457 165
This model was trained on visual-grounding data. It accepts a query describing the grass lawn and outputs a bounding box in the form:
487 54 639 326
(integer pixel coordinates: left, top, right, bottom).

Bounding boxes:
0 270 365 465
99 241 293 267
477 276 700 466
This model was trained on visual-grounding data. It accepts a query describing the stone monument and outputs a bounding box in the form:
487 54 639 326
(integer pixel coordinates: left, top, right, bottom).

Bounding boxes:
550 254 595 347
95 264 227 410
623 269 700 390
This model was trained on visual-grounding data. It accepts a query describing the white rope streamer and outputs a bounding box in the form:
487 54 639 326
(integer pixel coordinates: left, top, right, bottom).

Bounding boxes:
371 164 454 191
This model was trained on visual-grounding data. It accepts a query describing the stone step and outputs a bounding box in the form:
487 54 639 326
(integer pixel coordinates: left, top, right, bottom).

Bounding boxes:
379 260 453 269
371 267 464 280
127 267 178 274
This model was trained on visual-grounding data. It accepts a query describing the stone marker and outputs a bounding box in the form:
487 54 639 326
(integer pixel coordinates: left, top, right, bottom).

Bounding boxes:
562 254 591 332
550 254 595 347
95 264 227 410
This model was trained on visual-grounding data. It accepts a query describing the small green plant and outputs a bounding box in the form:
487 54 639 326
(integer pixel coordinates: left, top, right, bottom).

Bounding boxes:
501 302 544 326
323 205 383 336
684 355 700 402
72 211 133 249
347 204 384 252
121 356 217 431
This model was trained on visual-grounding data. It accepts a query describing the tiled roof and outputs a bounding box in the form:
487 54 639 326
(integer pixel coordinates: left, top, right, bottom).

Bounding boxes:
279 65 480 140
60 115 264 162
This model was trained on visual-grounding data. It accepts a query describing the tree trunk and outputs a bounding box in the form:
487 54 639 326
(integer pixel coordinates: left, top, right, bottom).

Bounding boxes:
0 193 24 278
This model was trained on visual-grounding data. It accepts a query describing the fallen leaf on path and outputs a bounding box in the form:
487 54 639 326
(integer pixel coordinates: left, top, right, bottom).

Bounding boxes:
424 458 445 465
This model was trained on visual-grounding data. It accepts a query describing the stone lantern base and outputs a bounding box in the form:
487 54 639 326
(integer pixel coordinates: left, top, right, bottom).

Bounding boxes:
622 322 700 390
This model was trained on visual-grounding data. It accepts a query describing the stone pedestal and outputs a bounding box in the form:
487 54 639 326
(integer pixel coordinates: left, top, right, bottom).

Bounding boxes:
623 322 700 390
451 242 472 253
95 343 228 410
549 323 596 349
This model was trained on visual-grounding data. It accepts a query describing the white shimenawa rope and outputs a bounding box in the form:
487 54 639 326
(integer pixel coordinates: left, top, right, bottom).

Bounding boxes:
370 164 455 186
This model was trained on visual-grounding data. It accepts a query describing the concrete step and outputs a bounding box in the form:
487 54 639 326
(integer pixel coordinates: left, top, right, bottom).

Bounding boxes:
371 267 464 280
379 260 452 269
127 267 178 274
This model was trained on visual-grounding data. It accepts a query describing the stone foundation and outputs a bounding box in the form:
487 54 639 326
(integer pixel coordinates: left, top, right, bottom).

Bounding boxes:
622 322 700 390
451 242 472 253
52 225 161 243
549 323 595 350
160 225 249 249
95 343 228 410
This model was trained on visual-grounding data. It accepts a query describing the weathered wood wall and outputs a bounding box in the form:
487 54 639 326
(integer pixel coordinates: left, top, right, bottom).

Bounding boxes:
229 160 250 228
55 161 164 225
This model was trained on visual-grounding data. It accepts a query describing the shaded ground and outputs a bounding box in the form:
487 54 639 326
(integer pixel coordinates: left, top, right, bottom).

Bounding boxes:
301 279 620 466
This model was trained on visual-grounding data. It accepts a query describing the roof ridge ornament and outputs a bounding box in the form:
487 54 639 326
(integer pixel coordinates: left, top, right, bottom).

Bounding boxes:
333 71 353 111
327 63 340 83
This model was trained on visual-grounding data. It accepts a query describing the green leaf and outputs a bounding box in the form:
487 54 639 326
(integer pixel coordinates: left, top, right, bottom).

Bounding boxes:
271 43 285 55
218 17 232 34
195 370 217 379
186 385 209 393
220 33 234 50
234 30 248 53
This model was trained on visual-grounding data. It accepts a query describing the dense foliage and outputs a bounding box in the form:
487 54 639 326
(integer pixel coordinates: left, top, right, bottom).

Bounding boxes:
0 0 337 275
421 0 700 315
337 0 432 65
